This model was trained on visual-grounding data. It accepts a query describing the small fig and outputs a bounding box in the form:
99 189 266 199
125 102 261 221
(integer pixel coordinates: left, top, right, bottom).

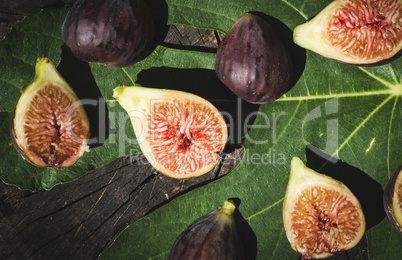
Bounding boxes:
215 13 292 104
113 85 227 179
62 0 154 67
283 157 366 259
11 57 90 168
168 200 245 260
294 0 402 66
383 166 402 234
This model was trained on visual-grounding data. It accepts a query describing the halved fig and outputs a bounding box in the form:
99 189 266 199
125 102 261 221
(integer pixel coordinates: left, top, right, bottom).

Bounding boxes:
113 85 227 179
294 0 402 66
168 200 245 260
11 57 90 168
383 166 402 234
283 157 366 259
215 13 292 103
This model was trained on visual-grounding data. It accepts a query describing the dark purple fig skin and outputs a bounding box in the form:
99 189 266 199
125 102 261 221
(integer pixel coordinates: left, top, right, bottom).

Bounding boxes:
215 13 292 104
62 0 154 68
383 166 402 234
168 200 245 260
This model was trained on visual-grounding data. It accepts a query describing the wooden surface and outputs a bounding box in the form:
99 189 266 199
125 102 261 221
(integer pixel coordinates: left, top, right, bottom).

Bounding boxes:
0 1 368 260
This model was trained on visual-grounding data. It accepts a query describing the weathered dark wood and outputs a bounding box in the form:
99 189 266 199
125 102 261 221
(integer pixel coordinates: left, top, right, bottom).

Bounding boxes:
0 148 244 259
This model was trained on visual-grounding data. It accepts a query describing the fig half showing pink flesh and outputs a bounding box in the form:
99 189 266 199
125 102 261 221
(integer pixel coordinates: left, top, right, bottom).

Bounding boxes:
11 57 90 168
113 85 228 179
294 0 402 66
283 157 366 259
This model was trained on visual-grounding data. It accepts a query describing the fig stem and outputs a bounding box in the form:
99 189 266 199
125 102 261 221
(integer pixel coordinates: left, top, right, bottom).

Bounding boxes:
220 200 236 216
113 86 125 100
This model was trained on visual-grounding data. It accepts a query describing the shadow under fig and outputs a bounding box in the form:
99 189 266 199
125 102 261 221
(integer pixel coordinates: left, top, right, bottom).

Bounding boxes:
230 198 258 260
137 67 260 146
57 45 110 149
147 0 169 34
305 144 385 230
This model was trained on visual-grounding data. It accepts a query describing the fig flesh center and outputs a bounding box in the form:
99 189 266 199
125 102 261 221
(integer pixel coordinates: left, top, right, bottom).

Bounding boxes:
148 99 225 175
25 84 88 168
326 0 402 60
291 186 362 256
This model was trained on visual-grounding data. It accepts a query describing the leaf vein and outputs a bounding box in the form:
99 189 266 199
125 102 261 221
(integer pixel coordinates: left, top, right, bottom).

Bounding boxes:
273 100 302 147
270 228 285 259
332 95 394 157
357 67 396 90
280 0 308 20
244 197 284 221
121 68 135 85
387 63 400 85
279 89 393 101
387 97 399 178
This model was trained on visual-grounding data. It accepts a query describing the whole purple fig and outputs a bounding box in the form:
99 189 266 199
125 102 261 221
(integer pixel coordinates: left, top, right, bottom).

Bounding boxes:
215 13 292 104
62 0 154 67
168 200 245 260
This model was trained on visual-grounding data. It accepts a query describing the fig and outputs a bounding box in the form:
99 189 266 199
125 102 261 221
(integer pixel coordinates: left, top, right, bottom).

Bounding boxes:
294 0 402 66
62 0 154 68
215 13 292 104
11 57 90 168
383 166 402 234
168 200 245 260
283 157 366 259
113 85 227 179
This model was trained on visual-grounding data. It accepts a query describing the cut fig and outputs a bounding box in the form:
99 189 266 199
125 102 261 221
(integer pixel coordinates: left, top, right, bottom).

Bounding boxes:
62 0 154 67
113 85 227 179
168 200 245 260
294 0 402 66
11 57 90 168
215 13 292 104
383 166 402 234
283 157 366 259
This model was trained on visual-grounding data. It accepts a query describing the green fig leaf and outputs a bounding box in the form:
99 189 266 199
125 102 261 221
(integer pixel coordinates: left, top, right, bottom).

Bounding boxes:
0 0 401 259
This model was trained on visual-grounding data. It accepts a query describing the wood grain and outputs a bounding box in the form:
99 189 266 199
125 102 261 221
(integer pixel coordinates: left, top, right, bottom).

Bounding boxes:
0 149 244 259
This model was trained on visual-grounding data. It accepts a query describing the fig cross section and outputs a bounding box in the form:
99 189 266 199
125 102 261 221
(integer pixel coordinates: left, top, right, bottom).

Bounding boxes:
114 86 228 179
